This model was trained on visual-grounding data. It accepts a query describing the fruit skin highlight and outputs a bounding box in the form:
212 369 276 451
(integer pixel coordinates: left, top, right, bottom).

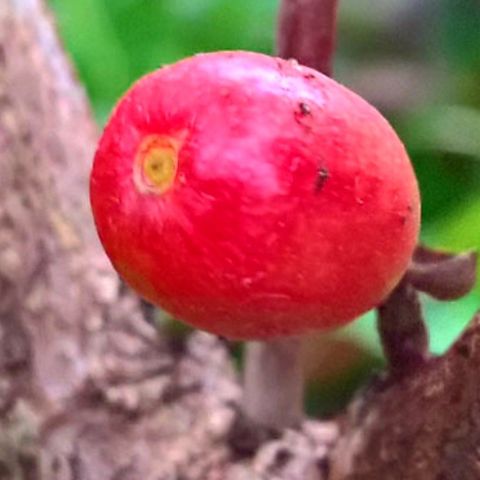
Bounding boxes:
90 51 420 340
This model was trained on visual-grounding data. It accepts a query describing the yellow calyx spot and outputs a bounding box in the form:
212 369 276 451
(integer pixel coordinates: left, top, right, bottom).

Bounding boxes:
134 135 180 194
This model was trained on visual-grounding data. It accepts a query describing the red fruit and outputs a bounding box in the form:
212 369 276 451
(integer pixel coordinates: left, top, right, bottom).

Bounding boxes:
90 51 420 340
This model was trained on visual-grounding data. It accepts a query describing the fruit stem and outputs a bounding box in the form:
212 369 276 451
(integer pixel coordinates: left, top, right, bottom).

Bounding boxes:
243 336 304 430
377 278 429 376
277 0 339 76
238 0 339 437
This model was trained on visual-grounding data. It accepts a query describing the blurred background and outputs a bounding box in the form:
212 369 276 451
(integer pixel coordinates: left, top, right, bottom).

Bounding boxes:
47 0 480 415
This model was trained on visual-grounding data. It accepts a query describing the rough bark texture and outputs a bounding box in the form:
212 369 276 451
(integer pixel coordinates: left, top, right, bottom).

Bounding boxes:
330 313 480 480
2 1 480 480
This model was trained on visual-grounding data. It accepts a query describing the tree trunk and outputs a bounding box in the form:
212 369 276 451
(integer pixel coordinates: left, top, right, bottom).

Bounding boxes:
330 314 480 480
1 1 479 480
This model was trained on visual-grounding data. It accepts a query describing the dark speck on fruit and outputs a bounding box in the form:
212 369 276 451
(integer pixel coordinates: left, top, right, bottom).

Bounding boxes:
315 166 329 193
298 102 311 116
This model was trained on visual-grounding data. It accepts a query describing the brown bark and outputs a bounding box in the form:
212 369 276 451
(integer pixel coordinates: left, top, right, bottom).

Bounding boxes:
330 313 480 480
2 1 480 480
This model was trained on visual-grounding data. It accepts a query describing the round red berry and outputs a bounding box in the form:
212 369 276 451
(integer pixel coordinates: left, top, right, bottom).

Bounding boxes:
90 51 420 339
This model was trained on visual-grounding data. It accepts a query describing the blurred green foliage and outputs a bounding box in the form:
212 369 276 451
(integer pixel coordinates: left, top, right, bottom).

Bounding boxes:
48 0 480 413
